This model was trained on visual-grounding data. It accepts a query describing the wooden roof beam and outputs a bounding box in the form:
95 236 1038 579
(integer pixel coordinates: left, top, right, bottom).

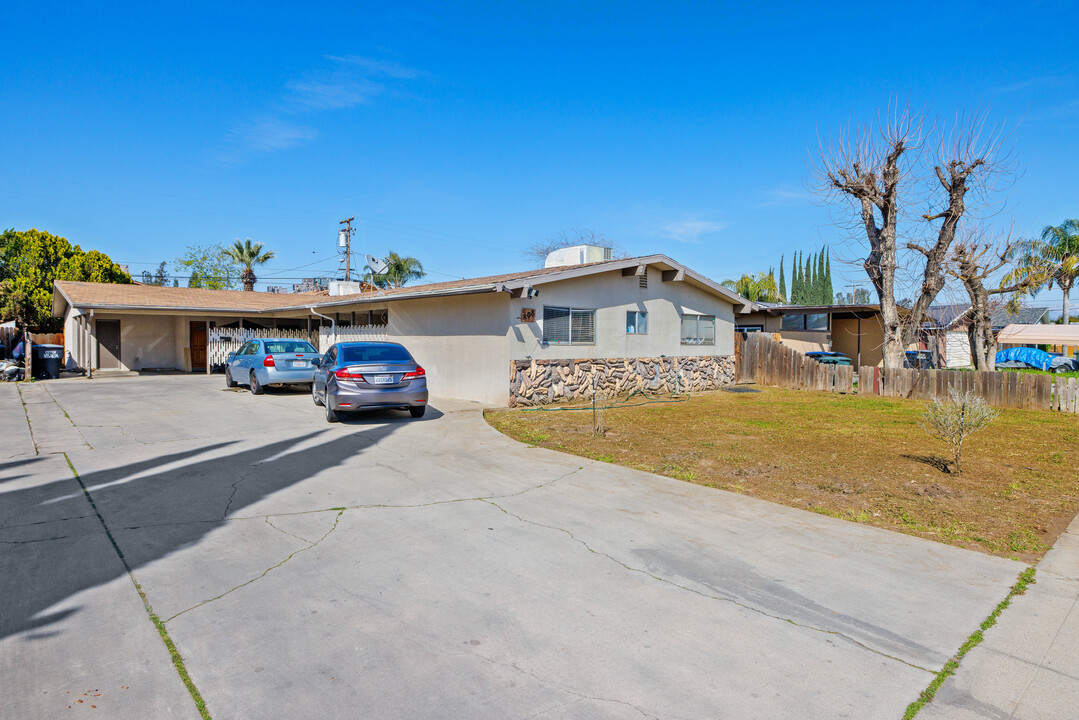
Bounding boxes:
621 263 647 277
661 268 685 282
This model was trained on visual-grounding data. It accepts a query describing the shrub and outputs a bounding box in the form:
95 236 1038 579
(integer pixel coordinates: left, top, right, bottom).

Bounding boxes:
919 390 999 473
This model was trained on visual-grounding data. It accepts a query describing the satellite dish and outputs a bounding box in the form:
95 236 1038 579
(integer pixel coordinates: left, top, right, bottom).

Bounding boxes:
365 254 387 274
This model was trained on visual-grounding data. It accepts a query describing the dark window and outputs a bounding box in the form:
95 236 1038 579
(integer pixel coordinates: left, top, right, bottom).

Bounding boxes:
340 344 413 364
543 306 595 344
626 311 648 334
264 340 317 354
805 314 828 331
781 314 803 331
681 315 715 345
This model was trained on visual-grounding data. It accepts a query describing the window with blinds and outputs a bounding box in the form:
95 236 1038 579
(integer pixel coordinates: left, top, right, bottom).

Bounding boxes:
680 314 715 345
543 306 595 344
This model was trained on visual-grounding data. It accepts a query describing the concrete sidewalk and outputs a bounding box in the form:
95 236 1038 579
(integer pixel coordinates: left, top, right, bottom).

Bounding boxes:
920 515 1079 719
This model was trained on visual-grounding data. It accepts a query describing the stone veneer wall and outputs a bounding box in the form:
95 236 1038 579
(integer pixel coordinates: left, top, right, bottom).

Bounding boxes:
509 355 735 406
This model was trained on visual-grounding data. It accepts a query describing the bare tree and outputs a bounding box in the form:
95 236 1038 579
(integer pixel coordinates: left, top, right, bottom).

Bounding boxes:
948 228 1039 371
815 107 1011 369
523 228 627 267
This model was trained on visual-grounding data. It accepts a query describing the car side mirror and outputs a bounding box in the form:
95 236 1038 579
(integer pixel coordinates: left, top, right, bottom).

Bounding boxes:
312 357 322 368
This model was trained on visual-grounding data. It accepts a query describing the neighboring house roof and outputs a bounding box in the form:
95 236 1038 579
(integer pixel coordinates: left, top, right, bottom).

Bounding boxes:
923 304 970 328
988 306 1049 328
53 255 752 316
924 304 1050 330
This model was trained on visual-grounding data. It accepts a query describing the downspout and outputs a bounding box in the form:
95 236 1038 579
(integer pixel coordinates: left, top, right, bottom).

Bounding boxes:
308 306 335 351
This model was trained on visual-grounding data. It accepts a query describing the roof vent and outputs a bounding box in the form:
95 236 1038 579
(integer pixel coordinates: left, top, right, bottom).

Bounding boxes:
544 245 613 268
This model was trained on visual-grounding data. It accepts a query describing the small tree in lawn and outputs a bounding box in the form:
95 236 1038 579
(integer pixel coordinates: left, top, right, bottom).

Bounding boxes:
919 390 999 473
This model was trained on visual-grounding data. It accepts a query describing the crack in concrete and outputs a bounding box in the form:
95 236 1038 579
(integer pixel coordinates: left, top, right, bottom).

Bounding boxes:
0 513 94 531
481 498 935 676
0 535 70 545
263 515 315 545
14 384 39 456
163 509 345 624
41 384 94 450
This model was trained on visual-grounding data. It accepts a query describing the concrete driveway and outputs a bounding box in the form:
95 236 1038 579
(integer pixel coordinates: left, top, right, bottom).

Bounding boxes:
1 375 1024 719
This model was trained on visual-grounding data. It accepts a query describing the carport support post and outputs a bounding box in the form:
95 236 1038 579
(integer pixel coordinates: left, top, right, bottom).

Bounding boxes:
205 316 211 375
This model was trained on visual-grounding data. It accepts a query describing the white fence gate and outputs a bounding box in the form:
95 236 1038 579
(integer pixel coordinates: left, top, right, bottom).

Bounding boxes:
317 325 389 352
207 327 318 368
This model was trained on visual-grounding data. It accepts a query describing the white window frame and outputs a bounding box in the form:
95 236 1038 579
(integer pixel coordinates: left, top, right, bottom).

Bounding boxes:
680 314 716 346
542 306 596 345
626 310 648 335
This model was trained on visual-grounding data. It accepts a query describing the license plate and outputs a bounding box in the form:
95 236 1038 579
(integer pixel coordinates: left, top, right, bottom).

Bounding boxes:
370 374 394 384
291 360 308 368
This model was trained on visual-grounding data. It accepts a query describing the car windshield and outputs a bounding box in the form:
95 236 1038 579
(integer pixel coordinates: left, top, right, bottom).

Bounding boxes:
264 341 317 353
340 345 412 363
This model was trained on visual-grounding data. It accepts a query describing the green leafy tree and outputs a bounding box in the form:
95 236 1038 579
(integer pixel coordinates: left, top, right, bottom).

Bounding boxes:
367 251 426 289
225 238 275 291
815 250 826 304
778 255 786 303
722 272 783 302
804 254 814 304
175 243 240 290
0 228 130 330
1005 219 1079 325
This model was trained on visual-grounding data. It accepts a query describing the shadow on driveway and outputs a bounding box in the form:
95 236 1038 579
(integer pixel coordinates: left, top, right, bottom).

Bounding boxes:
0 418 410 641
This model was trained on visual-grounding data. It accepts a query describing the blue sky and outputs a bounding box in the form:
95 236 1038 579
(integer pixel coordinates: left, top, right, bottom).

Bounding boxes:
2 2 1077 308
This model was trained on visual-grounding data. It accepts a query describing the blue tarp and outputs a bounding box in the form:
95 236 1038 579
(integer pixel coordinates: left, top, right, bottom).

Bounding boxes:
995 347 1054 371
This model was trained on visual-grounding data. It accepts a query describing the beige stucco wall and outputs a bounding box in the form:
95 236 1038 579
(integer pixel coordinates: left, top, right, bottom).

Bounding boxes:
84 312 180 371
384 293 511 406
832 315 885 367
506 268 737 361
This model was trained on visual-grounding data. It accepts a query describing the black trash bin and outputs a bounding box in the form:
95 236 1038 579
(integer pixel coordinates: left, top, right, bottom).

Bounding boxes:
32 344 64 379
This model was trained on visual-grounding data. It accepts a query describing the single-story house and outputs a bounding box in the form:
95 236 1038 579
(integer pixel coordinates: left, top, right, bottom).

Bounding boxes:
735 303 890 367
52 249 756 405
923 304 1050 368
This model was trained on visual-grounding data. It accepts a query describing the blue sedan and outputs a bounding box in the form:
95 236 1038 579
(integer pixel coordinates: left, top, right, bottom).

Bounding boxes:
225 338 322 395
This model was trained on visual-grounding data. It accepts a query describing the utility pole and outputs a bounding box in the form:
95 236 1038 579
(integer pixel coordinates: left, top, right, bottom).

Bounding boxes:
339 217 355 282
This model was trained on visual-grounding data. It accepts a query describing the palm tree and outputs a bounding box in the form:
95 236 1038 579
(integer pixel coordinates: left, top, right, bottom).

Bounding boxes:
368 251 425 289
225 238 275 292
1006 220 1079 324
722 272 783 303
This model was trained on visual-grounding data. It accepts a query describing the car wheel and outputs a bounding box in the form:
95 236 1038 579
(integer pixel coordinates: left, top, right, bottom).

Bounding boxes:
225 368 236 388
312 383 323 406
250 371 264 395
409 405 426 418
325 401 340 423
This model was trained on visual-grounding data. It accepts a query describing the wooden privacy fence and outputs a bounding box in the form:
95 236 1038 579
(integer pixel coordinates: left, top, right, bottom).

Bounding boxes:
859 365 1079 414
735 332 854 393
734 332 1079 414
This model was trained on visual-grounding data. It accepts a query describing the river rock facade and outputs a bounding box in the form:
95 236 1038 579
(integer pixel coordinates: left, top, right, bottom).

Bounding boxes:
509 355 735 406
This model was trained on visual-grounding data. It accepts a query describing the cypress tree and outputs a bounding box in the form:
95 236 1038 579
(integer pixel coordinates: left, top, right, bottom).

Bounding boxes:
804 254 813 305
793 252 802 304
815 250 825 304
778 256 786 303
824 249 834 305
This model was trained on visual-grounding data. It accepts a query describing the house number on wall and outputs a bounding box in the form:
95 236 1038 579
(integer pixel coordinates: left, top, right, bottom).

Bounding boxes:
521 308 536 322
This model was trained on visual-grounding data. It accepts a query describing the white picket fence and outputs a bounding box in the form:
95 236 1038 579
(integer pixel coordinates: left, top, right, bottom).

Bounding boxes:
317 325 389 352
207 327 318 367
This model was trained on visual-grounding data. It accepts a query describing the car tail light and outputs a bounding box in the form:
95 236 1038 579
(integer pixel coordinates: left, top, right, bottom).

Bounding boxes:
334 368 364 380
263 355 275 367
403 366 426 380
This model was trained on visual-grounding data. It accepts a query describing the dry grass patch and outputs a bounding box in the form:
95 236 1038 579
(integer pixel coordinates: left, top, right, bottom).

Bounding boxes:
485 387 1079 561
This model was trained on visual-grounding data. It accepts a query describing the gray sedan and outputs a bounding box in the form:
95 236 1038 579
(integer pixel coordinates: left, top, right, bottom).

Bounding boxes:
312 341 429 422
225 338 322 394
